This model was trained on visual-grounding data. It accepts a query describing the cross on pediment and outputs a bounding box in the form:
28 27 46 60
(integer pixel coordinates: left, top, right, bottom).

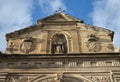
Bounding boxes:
56 8 65 13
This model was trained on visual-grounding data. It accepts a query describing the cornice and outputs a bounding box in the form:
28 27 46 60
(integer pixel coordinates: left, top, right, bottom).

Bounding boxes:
0 53 120 59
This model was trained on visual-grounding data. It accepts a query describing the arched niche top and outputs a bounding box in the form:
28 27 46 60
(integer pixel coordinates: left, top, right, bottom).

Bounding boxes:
50 31 72 40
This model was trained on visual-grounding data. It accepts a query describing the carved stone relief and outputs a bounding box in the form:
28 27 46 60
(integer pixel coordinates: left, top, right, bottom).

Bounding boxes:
55 73 63 82
87 41 101 52
7 75 35 82
51 34 67 54
85 76 111 82
6 73 87 82
20 37 35 53
7 42 18 54
6 74 58 82
86 34 101 52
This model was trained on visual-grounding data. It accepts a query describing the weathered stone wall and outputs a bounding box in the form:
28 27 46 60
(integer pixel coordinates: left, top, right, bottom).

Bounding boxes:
0 53 119 82
0 72 114 82
5 22 114 54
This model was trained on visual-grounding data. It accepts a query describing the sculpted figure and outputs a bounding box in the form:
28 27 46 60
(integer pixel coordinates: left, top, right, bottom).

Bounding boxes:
51 34 67 54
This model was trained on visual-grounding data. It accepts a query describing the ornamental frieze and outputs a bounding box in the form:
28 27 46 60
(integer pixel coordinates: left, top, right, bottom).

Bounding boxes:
85 76 111 82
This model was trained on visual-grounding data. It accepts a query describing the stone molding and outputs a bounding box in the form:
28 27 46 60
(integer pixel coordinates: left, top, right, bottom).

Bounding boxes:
3 73 114 82
0 53 119 69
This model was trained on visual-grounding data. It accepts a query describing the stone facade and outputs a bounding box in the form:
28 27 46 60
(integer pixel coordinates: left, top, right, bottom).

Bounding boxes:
0 12 119 82
0 53 120 82
6 12 114 54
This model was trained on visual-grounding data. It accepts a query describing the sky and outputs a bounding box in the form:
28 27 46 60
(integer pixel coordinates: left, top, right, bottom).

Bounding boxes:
0 0 120 52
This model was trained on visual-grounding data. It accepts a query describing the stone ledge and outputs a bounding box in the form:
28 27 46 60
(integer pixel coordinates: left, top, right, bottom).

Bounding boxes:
0 52 120 59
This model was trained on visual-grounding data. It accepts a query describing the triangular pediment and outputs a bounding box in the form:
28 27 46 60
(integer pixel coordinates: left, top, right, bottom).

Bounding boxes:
37 12 83 23
44 14 68 21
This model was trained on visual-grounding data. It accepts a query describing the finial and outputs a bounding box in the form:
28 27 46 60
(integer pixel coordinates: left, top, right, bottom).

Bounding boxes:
56 8 65 13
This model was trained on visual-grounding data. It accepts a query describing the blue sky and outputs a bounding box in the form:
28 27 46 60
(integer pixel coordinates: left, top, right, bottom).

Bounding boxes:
32 0 93 24
0 0 120 52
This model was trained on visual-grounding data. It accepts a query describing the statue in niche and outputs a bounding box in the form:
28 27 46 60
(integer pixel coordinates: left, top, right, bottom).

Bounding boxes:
51 34 67 54
54 39 63 53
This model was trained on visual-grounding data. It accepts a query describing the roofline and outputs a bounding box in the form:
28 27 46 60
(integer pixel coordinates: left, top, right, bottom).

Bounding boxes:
6 25 42 39
36 12 84 24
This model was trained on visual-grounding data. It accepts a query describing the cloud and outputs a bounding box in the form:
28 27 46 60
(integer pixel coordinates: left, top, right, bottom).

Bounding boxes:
0 0 33 52
0 0 66 52
38 0 67 15
91 0 120 49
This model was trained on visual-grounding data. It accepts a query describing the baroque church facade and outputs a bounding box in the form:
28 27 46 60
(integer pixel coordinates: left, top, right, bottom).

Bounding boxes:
0 12 120 82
